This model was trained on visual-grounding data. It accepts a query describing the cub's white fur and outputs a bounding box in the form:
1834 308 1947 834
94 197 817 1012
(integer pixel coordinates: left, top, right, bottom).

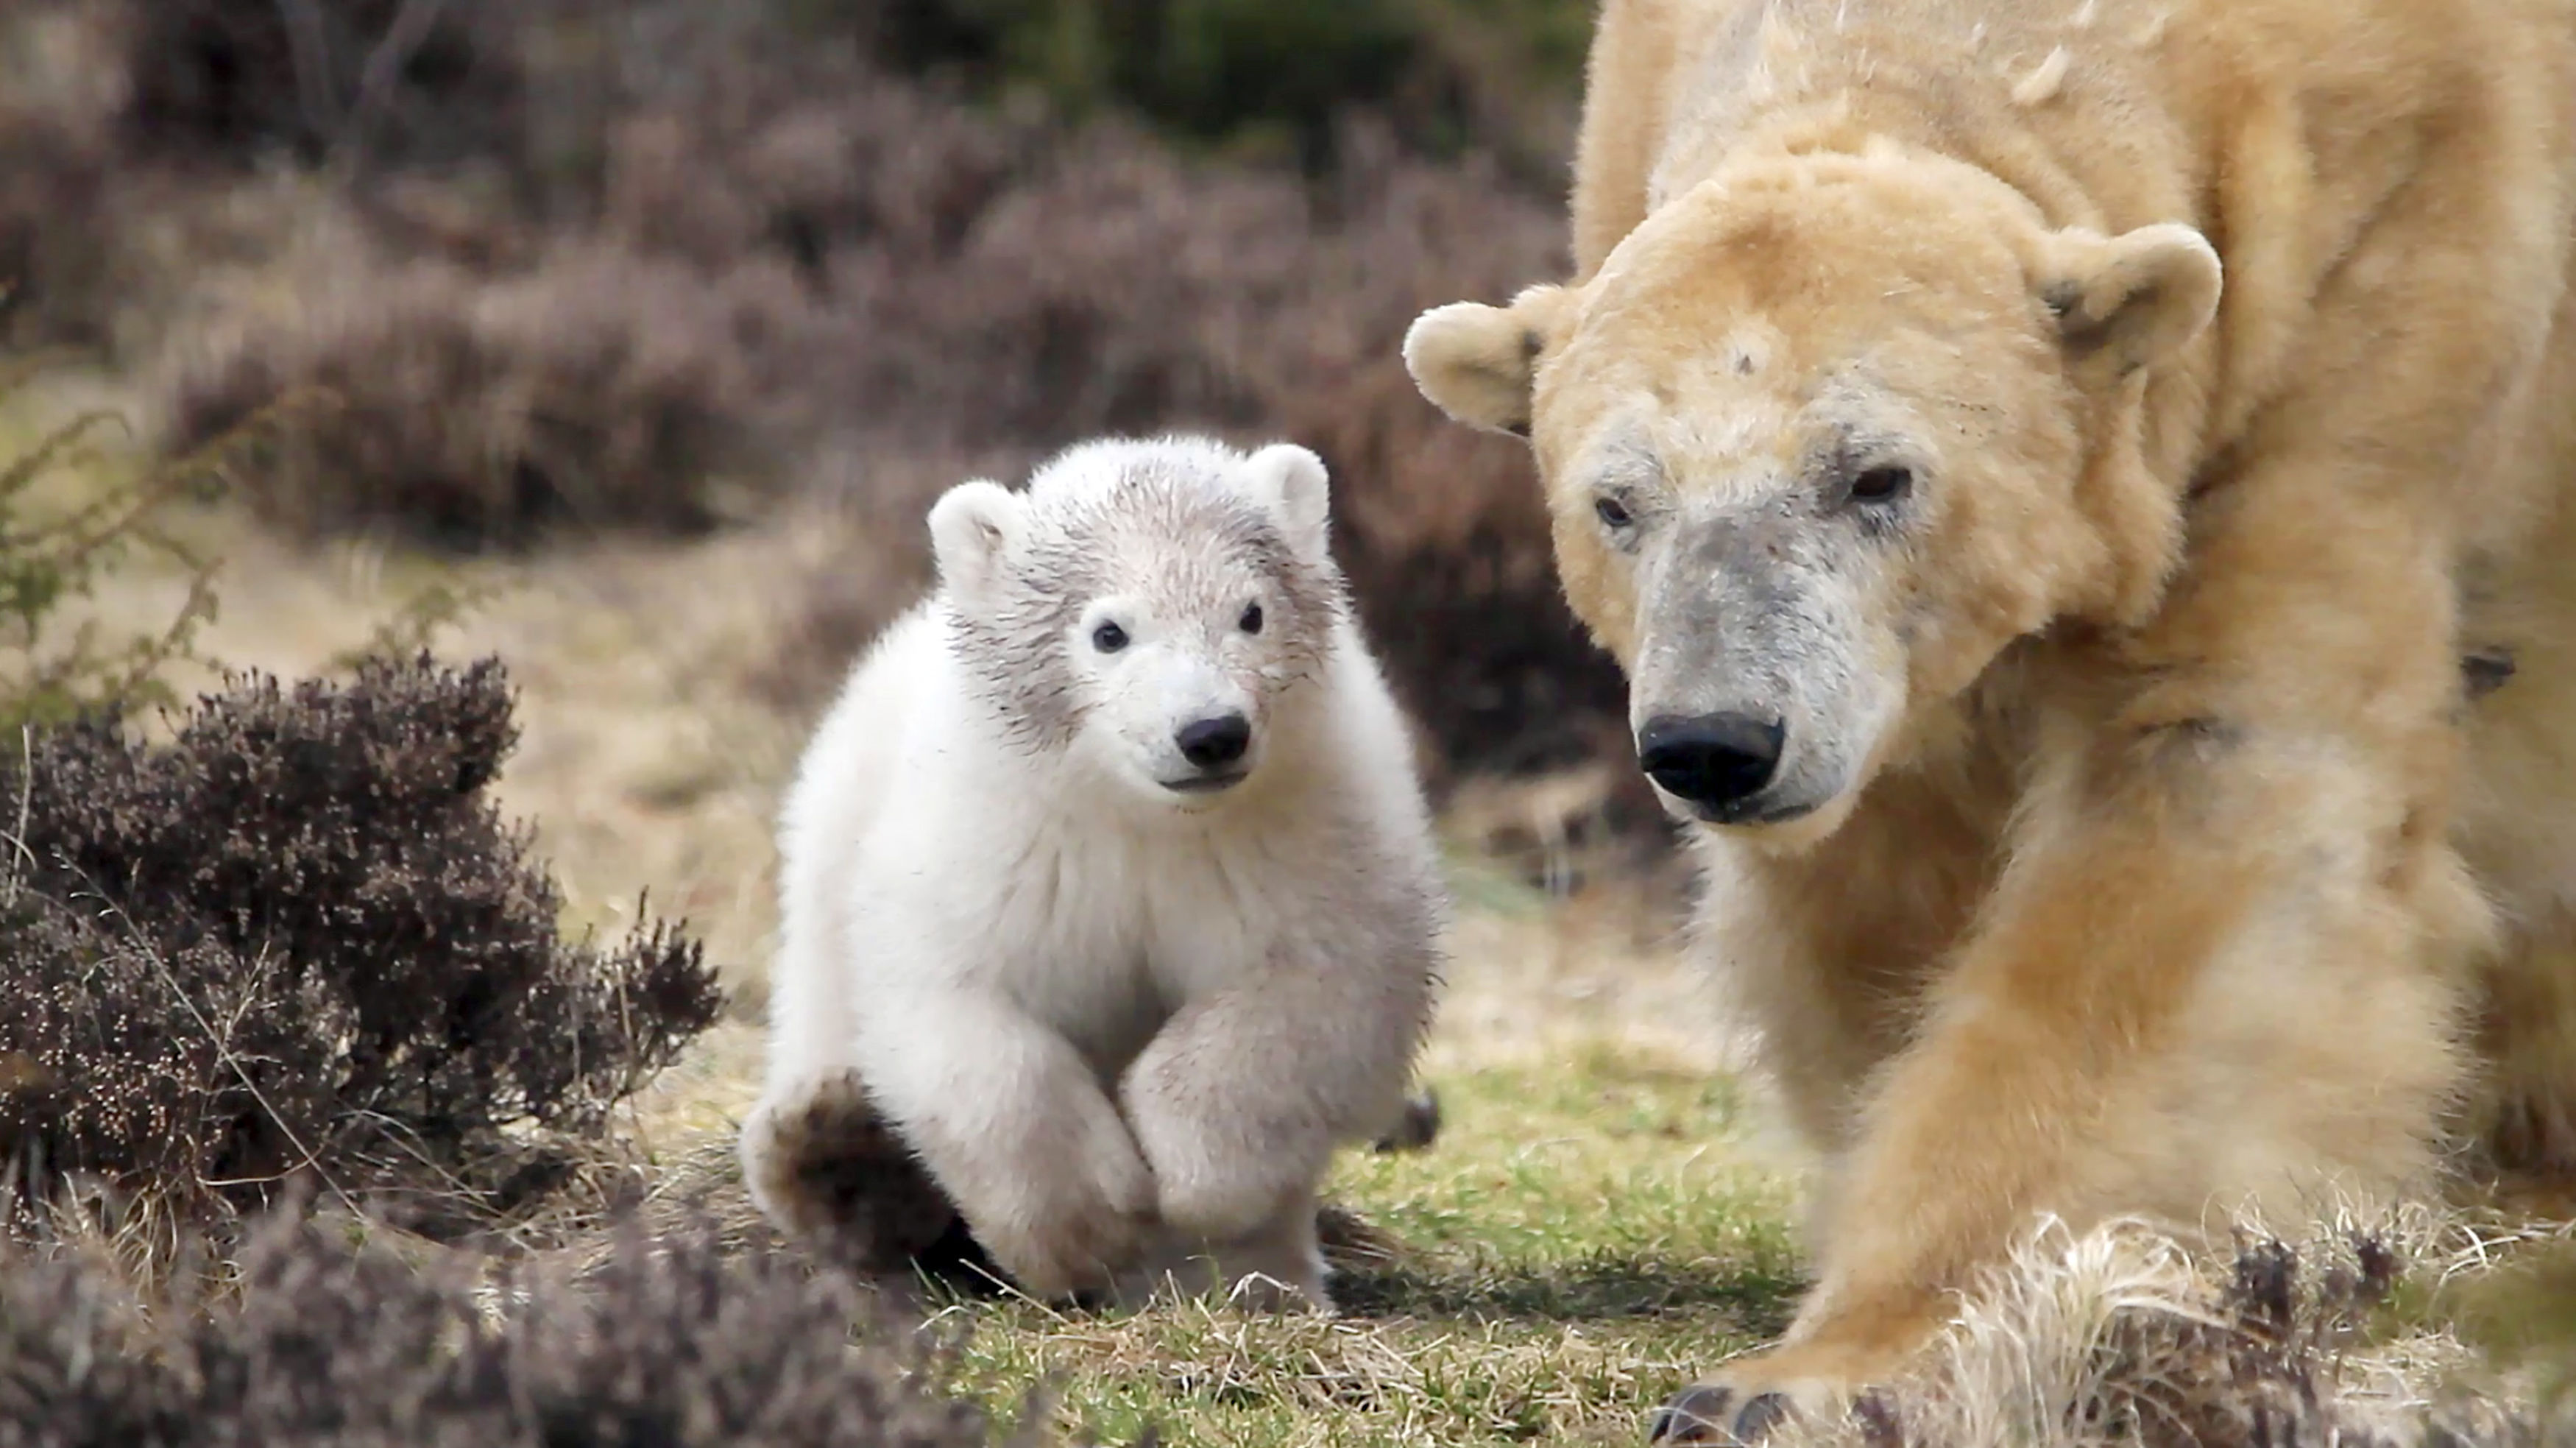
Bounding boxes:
740 434 1445 1310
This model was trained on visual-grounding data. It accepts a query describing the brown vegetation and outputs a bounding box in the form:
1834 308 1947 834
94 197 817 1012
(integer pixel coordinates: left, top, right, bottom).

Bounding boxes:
3 0 1632 781
0 654 723 1254
160 244 781 548
0 1209 1031 1448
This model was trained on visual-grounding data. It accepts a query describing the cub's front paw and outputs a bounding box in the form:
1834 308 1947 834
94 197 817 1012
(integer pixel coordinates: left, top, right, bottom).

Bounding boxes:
1646 1344 1895 1444
1104 1221 1331 1314
1370 1087 1443 1154
981 1192 1156 1302
967 1098 1161 1302
1120 1069 1318 1241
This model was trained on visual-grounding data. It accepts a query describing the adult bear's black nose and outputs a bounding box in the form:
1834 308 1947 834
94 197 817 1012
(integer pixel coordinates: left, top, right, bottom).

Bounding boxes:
1635 712 1785 815
1176 713 1252 769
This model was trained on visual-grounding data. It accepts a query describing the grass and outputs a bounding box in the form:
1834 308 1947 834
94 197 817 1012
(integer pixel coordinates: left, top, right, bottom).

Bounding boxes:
938 1042 1807 1447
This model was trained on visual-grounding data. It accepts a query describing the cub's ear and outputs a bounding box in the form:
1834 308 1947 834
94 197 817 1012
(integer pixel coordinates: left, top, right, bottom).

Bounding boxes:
927 479 1019 599
1236 442 1331 557
1402 282 1577 437
2032 222 2221 380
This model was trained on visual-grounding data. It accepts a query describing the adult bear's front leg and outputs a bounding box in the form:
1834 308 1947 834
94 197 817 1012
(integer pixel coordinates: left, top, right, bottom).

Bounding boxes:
1652 513 2489 1443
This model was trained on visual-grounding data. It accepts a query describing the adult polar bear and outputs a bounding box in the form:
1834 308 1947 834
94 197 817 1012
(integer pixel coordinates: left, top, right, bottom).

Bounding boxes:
1405 0 2576 1438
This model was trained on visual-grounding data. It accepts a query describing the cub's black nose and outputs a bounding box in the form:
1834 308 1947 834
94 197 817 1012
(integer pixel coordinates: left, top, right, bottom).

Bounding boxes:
1635 712 1785 814
1176 713 1252 769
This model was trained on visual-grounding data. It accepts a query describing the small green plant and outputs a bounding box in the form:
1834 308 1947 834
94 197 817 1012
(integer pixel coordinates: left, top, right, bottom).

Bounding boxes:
2443 1235 2576 1419
0 356 251 732
326 576 504 675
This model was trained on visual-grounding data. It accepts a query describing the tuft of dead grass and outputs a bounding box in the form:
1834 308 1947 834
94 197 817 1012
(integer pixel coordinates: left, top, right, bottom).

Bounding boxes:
1747 1202 2576 1448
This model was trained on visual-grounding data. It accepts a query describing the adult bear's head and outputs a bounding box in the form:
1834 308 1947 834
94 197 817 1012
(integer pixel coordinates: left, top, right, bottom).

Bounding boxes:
1404 149 2218 847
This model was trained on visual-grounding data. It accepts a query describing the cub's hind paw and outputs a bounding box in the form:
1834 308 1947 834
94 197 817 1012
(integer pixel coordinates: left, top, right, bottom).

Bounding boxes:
738 1072 961 1273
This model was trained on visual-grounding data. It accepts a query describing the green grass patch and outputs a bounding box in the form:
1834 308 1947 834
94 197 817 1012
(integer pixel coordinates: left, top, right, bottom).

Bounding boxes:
935 1048 1805 1447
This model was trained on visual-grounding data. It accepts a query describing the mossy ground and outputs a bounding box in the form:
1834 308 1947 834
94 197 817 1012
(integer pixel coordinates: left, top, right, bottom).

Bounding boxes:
942 1036 1807 1447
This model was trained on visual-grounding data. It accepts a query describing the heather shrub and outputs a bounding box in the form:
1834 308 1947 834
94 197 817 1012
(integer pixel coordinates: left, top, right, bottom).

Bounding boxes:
158 242 781 548
0 1210 1036 1448
118 0 523 169
48 0 1634 783
805 0 1588 172
0 116 113 353
750 446 996 722
589 39 1037 278
0 654 724 1247
141 63 1627 774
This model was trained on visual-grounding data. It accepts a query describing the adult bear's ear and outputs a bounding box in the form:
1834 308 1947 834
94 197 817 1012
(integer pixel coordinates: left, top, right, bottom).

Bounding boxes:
1402 282 1578 438
2031 222 2222 381
927 478 1020 601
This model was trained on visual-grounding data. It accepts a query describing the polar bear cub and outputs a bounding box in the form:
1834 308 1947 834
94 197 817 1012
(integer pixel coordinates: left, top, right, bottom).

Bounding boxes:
741 434 1445 1310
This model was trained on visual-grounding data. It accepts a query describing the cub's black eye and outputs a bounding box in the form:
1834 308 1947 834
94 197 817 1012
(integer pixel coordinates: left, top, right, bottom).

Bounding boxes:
1239 602 1264 635
1849 466 1914 506
1091 621 1129 654
1595 495 1634 529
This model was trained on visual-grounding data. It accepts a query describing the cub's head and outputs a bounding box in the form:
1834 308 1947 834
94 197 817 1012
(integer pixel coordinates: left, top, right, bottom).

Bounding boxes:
1404 153 2218 846
927 435 1344 807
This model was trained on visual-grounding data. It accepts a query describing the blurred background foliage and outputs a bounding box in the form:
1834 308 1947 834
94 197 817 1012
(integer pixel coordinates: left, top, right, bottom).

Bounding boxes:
0 0 1648 797
799 0 1594 170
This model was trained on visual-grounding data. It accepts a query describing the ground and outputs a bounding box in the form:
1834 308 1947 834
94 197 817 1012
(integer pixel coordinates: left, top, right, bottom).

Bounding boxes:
10 375 2569 1447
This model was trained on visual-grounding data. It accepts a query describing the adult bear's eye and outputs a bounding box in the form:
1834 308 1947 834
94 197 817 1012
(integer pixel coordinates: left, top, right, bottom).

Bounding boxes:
1092 621 1129 654
1848 466 1914 506
1239 602 1264 635
1595 495 1634 529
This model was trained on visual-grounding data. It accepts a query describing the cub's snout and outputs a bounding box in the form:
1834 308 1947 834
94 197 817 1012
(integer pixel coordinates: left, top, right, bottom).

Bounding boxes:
1169 711 1254 791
